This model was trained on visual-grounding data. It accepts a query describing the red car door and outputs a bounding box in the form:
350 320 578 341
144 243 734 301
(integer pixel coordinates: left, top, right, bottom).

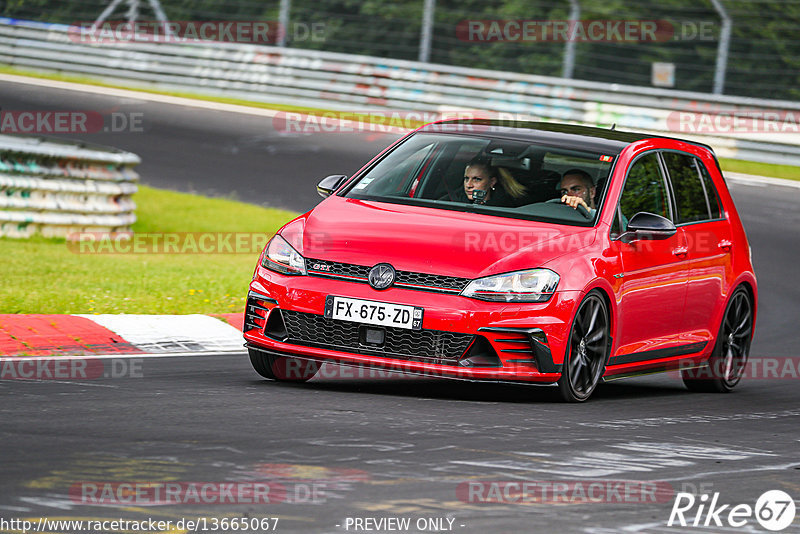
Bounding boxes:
609 152 690 365
661 151 732 344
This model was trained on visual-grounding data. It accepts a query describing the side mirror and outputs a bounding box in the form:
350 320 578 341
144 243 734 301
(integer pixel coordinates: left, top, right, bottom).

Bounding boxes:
619 212 677 243
316 174 348 198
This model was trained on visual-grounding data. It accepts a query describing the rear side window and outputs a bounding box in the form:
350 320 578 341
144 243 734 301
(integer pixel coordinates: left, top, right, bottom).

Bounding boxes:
696 159 722 218
619 152 670 223
662 151 723 223
663 152 709 224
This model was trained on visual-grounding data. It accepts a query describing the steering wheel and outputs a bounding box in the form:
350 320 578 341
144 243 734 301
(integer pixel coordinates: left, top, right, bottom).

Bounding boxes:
545 198 592 219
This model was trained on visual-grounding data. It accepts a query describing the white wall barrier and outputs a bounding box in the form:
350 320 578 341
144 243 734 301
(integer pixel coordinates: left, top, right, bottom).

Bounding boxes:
0 134 139 238
0 18 799 166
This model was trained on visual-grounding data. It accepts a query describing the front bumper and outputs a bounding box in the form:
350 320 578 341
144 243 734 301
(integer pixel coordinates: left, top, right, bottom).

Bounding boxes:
244 266 579 383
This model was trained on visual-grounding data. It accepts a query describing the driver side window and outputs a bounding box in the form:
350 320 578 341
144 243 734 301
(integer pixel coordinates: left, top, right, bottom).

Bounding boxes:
617 153 670 231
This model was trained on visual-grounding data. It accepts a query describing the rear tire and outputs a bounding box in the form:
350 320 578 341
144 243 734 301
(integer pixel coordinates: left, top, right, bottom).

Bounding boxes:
557 291 611 402
248 348 319 382
682 287 753 393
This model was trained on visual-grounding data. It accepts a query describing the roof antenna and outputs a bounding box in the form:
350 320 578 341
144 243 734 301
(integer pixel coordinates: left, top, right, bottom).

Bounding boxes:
610 123 616 130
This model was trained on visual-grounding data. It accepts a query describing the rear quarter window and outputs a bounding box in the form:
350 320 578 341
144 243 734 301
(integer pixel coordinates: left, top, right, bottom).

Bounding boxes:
663 152 710 224
662 151 723 223
695 158 722 218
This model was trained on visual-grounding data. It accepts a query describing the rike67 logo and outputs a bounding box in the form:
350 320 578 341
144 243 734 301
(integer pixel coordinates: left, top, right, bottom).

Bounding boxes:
668 490 796 531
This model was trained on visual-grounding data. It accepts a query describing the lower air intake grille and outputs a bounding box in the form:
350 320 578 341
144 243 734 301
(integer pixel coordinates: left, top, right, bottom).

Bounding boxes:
244 296 270 332
281 310 473 363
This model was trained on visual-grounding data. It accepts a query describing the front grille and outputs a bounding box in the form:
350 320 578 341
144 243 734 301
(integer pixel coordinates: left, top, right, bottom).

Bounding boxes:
396 271 470 292
307 259 369 279
281 310 474 363
306 258 471 293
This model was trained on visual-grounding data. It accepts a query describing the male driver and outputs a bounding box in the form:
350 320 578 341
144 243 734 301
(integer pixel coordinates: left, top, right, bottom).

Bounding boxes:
559 169 596 214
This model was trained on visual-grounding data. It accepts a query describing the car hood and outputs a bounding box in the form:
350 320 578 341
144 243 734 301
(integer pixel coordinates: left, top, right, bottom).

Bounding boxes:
293 197 596 279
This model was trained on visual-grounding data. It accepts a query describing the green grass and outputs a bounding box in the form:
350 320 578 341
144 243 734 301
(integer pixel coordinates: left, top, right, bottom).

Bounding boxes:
0 186 297 315
719 158 800 181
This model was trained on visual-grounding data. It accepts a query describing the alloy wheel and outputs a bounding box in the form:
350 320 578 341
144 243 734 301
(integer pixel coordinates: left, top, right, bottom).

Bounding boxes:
683 287 753 392
558 292 610 402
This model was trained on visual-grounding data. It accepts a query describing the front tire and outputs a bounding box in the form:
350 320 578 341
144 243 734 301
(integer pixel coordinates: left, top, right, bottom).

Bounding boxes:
682 287 753 393
248 348 319 382
557 291 611 402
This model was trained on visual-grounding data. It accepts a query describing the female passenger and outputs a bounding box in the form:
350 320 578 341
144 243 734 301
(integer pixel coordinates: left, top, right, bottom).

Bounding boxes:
462 158 527 206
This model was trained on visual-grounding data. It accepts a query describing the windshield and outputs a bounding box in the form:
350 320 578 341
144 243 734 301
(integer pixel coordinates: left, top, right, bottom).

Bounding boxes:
344 133 616 225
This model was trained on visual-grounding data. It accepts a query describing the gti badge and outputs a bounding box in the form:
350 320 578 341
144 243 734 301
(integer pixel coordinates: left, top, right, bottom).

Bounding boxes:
368 263 396 290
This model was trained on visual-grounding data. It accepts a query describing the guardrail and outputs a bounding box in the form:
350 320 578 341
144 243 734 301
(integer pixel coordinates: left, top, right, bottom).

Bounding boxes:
0 133 139 238
1 18 799 166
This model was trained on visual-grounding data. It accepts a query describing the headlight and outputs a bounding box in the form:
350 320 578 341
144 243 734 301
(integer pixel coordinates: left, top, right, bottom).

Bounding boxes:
261 235 307 275
461 269 559 302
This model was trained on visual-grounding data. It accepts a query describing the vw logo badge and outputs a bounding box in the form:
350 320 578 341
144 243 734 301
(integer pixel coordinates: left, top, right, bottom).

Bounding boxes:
368 263 396 290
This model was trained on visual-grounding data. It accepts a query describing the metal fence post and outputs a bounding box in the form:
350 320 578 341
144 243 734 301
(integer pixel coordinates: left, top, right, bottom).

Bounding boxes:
278 0 291 47
419 0 435 63
709 0 731 95
562 0 580 79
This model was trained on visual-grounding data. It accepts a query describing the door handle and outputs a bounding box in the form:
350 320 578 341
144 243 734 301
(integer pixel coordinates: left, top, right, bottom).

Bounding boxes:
718 240 732 252
672 247 688 258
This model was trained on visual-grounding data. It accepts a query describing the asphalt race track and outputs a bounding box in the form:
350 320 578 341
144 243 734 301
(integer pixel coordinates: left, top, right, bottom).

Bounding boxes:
1 80 799 533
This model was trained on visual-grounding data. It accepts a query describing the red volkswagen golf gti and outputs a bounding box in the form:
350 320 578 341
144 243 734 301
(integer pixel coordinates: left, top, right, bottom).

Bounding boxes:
244 120 757 402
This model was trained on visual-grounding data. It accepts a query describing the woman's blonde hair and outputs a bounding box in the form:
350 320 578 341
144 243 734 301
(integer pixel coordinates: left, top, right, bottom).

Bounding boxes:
466 160 527 199
496 167 527 199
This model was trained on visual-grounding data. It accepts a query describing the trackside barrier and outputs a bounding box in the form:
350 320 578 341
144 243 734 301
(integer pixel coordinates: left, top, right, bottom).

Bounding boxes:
0 134 139 238
0 18 799 165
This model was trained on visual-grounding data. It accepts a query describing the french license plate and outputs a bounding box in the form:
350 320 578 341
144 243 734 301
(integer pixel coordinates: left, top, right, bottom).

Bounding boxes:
324 296 423 330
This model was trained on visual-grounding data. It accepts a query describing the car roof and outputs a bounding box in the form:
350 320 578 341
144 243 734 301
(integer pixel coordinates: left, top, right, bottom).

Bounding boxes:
417 119 714 156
